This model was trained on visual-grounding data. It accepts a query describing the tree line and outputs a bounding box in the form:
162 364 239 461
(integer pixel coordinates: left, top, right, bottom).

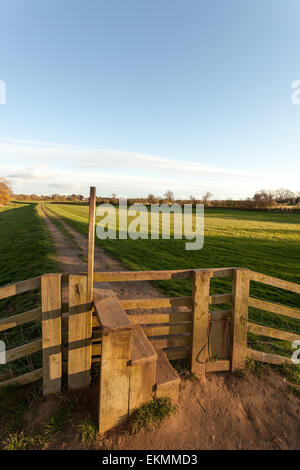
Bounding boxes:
1 178 300 210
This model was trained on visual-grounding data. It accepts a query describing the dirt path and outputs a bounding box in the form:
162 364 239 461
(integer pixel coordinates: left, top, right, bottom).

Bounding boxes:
41 206 165 303
40 206 300 450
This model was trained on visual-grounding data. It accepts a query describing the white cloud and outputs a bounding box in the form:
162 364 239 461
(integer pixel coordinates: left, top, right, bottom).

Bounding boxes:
0 137 297 198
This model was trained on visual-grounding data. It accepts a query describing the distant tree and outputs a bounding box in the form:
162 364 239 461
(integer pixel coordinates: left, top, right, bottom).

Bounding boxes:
147 194 156 204
164 190 174 202
253 189 274 202
202 191 213 202
0 177 12 205
189 195 196 203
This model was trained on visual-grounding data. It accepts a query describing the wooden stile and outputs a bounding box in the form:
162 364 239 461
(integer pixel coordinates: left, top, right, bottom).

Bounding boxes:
41 274 62 395
191 270 212 375
68 275 92 389
231 268 250 371
94 287 133 433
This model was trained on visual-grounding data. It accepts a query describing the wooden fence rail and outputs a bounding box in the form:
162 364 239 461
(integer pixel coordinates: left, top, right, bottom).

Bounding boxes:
0 266 299 393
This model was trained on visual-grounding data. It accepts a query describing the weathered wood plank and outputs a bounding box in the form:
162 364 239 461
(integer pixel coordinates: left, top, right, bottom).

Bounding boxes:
0 368 42 389
94 289 131 333
231 268 250 371
127 311 192 325
0 307 42 332
131 325 157 366
249 297 300 320
143 323 192 337
206 360 230 372
249 271 300 294
120 296 193 310
68 275 92 390
41 274 62 395
148 334 191 349
191 270 212 375
93 267 234 283
247 322 300 343
210 293 232 305
99 328 132 433
6 339 42 363
165 347 189 360
87 186 96 303
0 277 41 300
246 348 293 365
209 310 231 360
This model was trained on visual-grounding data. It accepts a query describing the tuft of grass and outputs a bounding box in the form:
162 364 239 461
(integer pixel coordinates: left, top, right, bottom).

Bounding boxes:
77 416 98 445
245 358 267 377
271 362 300 386
3 432 44 450
288 384 300 399
129 396 176 434
44 394 77 439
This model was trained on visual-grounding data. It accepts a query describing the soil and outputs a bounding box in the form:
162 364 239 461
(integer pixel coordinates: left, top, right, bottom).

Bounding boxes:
34 208 300 450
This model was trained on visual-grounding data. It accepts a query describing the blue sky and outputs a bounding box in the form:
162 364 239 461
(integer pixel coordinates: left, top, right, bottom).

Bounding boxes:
0 0 300 198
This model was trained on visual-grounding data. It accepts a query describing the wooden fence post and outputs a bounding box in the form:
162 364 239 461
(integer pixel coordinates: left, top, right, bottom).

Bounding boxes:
68 275 92 389
87 186 96 304
231 268 250 371
41 274 62 395
191 270 212 375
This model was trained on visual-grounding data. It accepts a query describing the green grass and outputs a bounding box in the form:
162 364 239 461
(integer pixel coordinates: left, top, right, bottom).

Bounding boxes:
77 416 98 445
0 203 58 393
44 394 77 439
46 203 300 360
129 396 176 434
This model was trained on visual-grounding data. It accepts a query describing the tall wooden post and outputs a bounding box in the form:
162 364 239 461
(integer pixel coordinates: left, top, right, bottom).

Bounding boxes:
231 268 250 371
41 274 62 395
87 186 96 303
191 270 212 375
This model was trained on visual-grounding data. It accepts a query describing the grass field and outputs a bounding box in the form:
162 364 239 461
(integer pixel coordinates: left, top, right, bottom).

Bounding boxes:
0 202 299 448
46 202 300 359
0 203 58 379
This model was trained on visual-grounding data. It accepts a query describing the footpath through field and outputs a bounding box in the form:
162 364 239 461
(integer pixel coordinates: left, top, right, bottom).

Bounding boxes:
39 205 300 450
41 205 169 306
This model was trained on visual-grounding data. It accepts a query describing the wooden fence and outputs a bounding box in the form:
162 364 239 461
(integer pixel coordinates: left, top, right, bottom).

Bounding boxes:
0 267 299 395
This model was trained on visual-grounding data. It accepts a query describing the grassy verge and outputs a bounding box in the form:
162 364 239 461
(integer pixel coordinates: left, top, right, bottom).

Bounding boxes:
0 203 59 444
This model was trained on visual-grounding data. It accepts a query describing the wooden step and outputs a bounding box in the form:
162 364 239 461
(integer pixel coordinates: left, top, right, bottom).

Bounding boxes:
131 325 157 366
129 326 157 413
155 350 180 404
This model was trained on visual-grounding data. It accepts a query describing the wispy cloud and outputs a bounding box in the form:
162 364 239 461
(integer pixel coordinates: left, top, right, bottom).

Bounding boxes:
0 137 297 198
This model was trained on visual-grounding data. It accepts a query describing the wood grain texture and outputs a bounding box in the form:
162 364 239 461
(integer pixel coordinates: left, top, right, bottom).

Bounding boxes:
98 329 132 433
0 276 41 300
0 307 42 332
87 186 96 303
68 275 92 389
41 274 62 395
249 297 300 320
6 339 42 363
231 268 250 371
0 368 42 389
249 271 300 294
246 348 293 365
120 296 193 310
191 270 212 375
131 325 157 366
247 322 300 343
